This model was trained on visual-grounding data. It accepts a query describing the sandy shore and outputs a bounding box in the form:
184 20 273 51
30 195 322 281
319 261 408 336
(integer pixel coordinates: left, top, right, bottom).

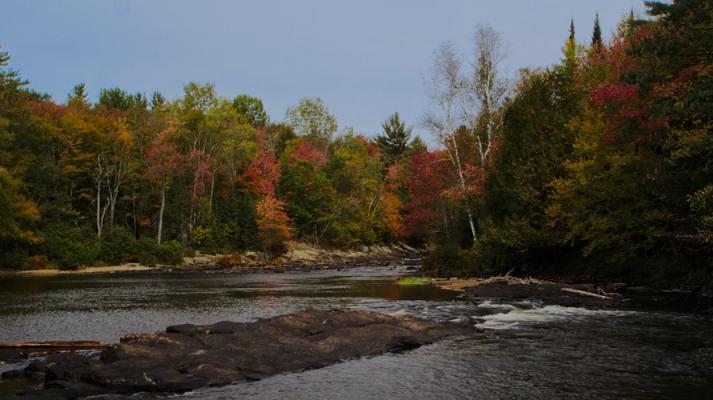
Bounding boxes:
0 242 422 277
8 264 153 276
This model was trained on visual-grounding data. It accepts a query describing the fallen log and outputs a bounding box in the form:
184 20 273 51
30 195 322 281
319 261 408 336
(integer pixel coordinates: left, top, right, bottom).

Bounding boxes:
561 287 613 300
432 275 551 292
0 340 111 350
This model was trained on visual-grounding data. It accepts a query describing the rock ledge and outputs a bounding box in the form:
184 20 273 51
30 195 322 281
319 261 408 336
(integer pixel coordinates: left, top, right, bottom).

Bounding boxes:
2 309 465 399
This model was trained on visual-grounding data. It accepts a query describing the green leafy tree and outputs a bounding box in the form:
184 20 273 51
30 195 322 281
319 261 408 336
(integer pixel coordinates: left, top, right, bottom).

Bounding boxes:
278 139 335 244
232 95 269 127
0 167 39 244
478 69 581 272
284 97 337 152
324 135 384 246
98 88 147 111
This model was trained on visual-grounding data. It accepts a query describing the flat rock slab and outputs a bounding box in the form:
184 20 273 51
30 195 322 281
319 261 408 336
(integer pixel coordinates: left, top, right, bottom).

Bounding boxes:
2 309 465 399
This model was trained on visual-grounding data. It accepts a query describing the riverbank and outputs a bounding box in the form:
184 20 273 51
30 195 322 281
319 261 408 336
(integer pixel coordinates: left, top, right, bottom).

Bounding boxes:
431 275 713 314
4 264 153 276
0 242 422 277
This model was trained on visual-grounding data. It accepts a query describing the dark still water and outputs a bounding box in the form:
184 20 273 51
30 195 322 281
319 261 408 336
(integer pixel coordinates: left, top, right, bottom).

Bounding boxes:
1 267 712 399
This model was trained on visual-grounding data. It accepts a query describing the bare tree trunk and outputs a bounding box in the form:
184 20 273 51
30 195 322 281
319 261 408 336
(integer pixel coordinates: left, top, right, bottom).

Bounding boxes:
95 154 104 238
189 168 199 237
449 135 477 242
96 179 102 238
469 25 507 167
209 174 215 209
132 190 137 238
425 42 479 245
106 158 127 234
424 27 507 246
157 184 166 245
442 198 450 240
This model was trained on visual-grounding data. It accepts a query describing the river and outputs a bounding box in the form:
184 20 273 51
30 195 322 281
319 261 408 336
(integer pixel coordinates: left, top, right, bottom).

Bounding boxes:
1 266 712 399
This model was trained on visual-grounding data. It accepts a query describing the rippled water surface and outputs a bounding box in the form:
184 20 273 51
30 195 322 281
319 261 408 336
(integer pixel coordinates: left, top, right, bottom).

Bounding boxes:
1 267 712 399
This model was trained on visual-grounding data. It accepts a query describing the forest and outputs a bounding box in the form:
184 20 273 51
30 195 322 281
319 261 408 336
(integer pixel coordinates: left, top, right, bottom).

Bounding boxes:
0 1 711 285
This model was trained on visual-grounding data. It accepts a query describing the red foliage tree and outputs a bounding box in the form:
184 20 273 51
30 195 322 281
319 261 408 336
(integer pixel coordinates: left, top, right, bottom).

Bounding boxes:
144 132 183 244
400 149 452 241
256 195 291 256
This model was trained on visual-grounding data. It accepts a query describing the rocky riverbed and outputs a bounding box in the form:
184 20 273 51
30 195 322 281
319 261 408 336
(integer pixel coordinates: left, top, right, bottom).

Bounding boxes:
432 275 713 313
0 309 467 399
173 243 421 273
4 243 421 277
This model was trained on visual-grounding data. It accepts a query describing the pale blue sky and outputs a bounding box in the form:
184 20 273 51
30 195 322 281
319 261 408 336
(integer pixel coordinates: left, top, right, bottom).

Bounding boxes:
1 0 648 141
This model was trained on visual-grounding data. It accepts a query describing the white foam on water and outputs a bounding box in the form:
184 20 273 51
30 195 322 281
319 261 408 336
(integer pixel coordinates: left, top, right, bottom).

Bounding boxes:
473 320 521 330
388 309 409 317
476 300 520 311
474 304 634 330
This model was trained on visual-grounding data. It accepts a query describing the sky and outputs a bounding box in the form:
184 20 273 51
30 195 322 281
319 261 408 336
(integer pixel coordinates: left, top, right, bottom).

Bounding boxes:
1 0 649 142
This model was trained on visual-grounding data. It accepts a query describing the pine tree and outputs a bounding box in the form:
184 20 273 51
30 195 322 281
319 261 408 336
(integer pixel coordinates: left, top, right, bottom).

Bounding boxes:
0 44 26 93
375 112 413 166
150 91 166 110
592 13 603 49
562 19 578 75
626 9 636 35
67 82 89 107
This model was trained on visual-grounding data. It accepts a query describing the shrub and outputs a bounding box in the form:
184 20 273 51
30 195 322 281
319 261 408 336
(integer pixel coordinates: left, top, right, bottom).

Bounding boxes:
216 252 242 267
135 237 161 265
26 255 51 269
422 244 474 277
397 277 432 286
0 250 30 270
99 227 138 264
157 241 187 265
36 223 99 269
104 234 186 266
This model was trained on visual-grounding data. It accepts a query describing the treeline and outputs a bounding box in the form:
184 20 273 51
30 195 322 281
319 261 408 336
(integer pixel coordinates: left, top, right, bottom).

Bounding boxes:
2 1 712 284
426 1 713 283
0 46 446 268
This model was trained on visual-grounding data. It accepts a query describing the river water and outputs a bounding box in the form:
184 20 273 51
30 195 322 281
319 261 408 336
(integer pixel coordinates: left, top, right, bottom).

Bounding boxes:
1 266 712 399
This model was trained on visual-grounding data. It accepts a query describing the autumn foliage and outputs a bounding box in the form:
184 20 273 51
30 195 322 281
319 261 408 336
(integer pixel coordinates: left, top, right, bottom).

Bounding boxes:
1 1 711 285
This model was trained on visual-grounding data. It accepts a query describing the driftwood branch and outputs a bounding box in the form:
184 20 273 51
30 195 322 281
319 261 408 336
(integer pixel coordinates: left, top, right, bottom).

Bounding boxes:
0 341 111 350
560 287 612 300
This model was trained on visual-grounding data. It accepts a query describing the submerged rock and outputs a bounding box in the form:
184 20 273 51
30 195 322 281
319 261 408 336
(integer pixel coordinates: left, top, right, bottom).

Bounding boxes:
2 309 465 399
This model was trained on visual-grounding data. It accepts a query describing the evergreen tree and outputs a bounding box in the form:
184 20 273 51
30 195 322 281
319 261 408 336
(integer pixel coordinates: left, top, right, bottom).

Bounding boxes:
150 91 166 110
0 44 25 92
67 82 89 107
98 87 145 110
562 19 578 74
592 13 603 49
374 112 413 166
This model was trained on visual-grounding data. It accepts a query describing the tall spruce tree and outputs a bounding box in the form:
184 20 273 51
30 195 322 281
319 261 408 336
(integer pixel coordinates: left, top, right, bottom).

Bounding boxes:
374 112 413 165
592 13 603 49
67 83 89 107
563 18 578 74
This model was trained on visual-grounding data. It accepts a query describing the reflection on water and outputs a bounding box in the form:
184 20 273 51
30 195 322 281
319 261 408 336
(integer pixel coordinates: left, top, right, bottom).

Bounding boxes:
0 267 455 343
1 267 712 399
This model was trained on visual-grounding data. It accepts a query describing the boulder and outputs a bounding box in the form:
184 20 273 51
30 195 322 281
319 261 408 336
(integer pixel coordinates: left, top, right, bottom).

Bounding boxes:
2 309 466 399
